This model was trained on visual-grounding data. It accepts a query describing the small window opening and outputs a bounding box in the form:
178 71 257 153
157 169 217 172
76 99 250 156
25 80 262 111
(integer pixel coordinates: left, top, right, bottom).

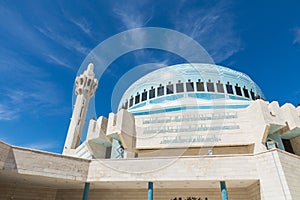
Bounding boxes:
186 79 194 92
176 81 184 93
207 79 215 92
216 80 224 93
196 79 205 91
235 84 242 96
142 89 147 101
157 84 164 96
149 86 155 99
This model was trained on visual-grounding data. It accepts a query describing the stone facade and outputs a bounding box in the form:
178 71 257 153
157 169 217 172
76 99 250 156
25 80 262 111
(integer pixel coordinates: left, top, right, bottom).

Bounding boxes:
1 140 299 199
1 63 299 199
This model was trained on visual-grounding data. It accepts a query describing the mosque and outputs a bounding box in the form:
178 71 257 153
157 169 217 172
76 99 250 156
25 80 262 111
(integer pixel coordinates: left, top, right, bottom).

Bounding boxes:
0 62 300 200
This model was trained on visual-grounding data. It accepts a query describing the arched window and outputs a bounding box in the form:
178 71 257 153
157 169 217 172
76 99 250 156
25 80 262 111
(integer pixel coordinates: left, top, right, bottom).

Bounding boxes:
135 92 140 104
196 79 205 91
129 96 134 107
250 89 255 100
166 82 174 94
243 86 250 98
157 84 164 96
176 81 184 93
235 84 242 96
226 82 234 94
186 79 194 92
142 89 147 101
207 79 215 92
149 86 155 99
216 80 224 93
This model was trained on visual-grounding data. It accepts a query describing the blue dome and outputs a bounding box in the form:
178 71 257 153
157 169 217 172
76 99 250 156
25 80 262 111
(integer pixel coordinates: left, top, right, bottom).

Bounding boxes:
118 63 264 114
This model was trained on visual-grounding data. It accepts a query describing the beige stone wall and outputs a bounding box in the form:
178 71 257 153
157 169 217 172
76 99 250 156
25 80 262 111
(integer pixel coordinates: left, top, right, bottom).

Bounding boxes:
247 182 261 200
255 150 292 200
278 151 300 199
13 148 87 180
290 135 300 156
0 183 261 200
0 141 90 182
55 188 259 200
88 154 258 182
138 145 254 157
0 183 57 200
0 142 17 173
2 141 300 200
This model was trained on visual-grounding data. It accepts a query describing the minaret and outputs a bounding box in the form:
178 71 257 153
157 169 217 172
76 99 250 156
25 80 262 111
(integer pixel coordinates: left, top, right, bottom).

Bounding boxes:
63 63 98 155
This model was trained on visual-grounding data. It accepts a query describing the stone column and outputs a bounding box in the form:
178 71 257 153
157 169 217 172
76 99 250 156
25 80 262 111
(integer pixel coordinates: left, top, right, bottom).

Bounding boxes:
220 181 228 200
148 182 153 200
82 182 90 200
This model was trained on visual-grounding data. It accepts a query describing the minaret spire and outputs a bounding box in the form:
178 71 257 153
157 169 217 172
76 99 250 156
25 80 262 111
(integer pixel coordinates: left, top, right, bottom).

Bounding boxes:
63 62 98 155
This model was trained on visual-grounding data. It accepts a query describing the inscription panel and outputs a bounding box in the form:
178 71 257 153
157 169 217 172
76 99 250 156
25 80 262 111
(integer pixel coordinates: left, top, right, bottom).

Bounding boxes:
135 110 245 149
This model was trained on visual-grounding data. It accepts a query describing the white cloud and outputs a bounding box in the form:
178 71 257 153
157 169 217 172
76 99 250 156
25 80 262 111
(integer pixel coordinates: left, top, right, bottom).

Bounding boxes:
113 3 152 29
112 1 240 64
0 78 67 121
0 4 49 58
113 2 153 48
0 48 48 76
173 1 242 63
24 141 59 151
0 51 59 121
0 47 70 120
57 4 94 38
0 104 18 121
0 4 74 70
35 25 91 56
69 17 92 37
293 28 300 45
45 53 73 69
112 3 175 66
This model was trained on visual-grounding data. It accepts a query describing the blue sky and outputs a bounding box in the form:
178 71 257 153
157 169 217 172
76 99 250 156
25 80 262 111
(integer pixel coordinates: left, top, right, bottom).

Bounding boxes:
0 0 299 153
